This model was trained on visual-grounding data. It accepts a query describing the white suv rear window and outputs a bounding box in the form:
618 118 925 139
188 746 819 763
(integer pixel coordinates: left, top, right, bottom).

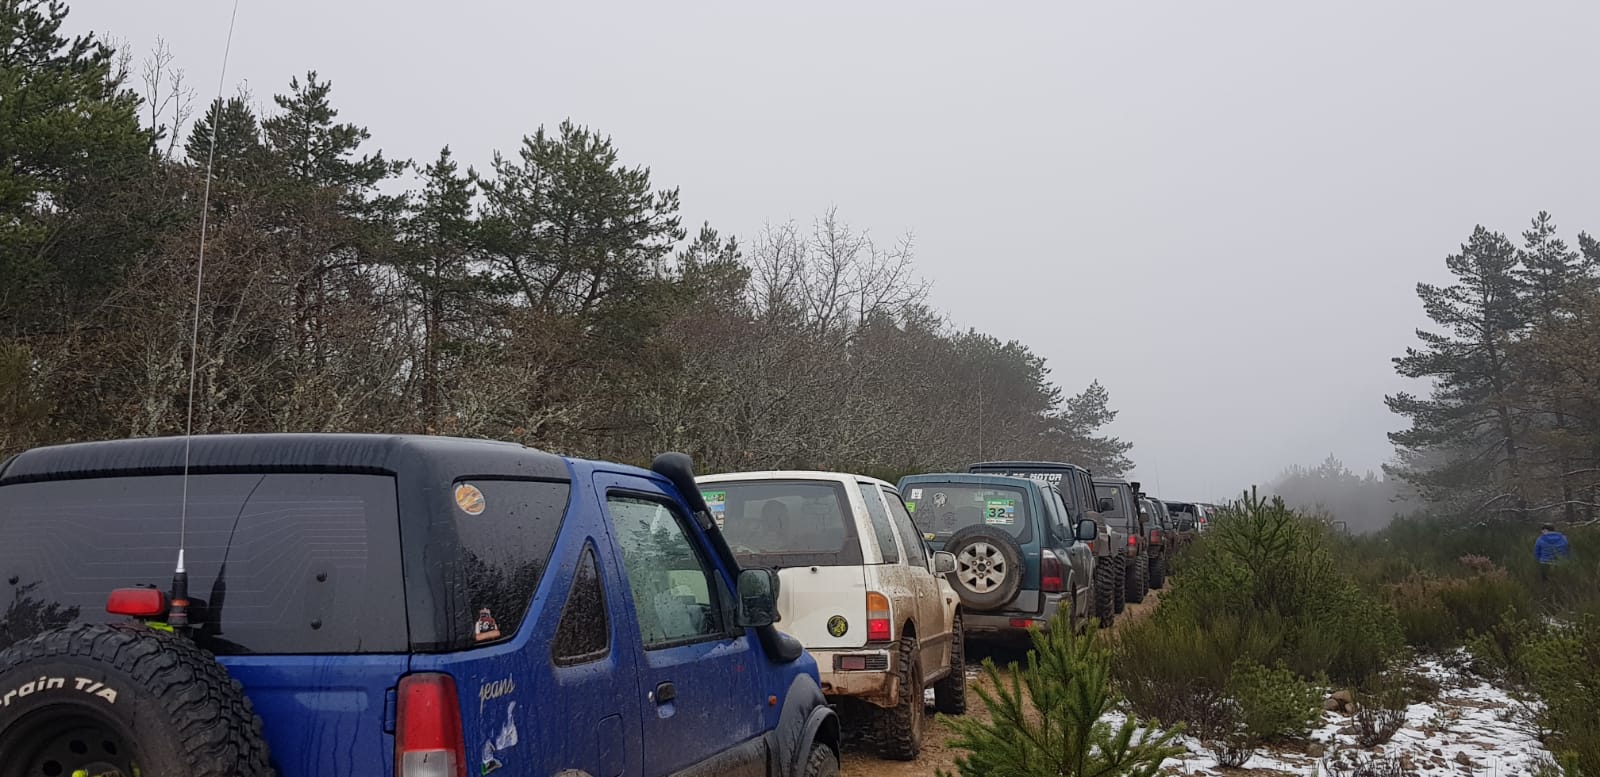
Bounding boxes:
702 481 864 569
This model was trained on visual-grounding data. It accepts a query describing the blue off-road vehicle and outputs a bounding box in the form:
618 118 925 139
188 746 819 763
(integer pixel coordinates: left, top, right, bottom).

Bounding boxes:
0 434 838 777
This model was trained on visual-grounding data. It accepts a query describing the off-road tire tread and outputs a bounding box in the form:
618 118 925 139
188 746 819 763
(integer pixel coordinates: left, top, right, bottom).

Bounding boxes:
0 622 274 776
803 742 840 777
1093 558 1117 628
876 636 923 760
932 612 966 716
1127 554 1149 604
1112 555 1127 614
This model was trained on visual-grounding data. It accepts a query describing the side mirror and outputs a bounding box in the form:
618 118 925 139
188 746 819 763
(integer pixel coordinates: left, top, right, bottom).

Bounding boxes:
1097 497 1115 513
1131 481 1141 494
932 551 957 575
735 568 780 628
1075 518 1098 542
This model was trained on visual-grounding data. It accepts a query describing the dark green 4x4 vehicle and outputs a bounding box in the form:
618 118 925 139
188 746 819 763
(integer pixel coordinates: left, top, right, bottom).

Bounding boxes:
1092 477 1150 606
897 474 1097 641
966 462 1127 627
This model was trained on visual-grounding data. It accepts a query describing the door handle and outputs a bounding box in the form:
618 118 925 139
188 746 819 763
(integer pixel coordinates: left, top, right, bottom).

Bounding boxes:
652 681 676 705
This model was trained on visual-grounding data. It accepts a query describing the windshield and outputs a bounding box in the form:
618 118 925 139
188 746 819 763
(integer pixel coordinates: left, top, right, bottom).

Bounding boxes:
903 484 1032 543
701 480 864 568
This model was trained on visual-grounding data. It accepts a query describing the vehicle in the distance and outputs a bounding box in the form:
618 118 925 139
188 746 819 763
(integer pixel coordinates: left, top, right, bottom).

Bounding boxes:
697 470 963 761
1138 494 1179 589
967 461 1126 625
1166 500 1208 534
897 473 1097 640
0 434 839 777
1092 477 1150 605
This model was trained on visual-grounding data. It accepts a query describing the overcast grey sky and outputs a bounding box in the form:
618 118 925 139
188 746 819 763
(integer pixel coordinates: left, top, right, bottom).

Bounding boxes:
70 1 1600 499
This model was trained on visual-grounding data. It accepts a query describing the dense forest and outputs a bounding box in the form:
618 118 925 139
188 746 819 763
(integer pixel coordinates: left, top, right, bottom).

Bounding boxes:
0 0 1131 477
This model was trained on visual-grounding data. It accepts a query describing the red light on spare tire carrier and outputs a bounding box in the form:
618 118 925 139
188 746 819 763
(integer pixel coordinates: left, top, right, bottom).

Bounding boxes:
105 586 168 618
396 673 467 777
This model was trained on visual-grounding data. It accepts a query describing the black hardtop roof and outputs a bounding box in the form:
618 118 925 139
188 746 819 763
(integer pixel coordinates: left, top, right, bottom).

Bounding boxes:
0 433 570 485
901 472 1045 489
969 460 1089 474
1092 476 1132 487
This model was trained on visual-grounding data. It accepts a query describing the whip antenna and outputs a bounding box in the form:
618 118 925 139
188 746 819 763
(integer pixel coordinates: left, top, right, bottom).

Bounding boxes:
172 0 242 633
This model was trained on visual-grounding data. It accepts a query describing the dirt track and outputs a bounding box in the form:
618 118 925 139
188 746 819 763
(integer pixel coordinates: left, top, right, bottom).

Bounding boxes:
839 589 1163 776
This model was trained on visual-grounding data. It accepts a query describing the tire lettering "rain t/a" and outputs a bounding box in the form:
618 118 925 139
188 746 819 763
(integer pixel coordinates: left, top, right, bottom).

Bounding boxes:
1 676 119 707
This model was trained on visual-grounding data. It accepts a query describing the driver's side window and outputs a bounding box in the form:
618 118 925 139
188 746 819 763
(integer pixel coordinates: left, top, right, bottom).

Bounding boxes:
607 494 725 649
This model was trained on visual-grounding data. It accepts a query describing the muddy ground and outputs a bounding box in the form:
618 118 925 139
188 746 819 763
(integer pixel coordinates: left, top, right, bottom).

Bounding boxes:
839 589 1163 777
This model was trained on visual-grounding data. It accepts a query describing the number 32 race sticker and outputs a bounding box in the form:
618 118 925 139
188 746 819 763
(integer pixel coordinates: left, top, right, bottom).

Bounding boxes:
984 499 1017 526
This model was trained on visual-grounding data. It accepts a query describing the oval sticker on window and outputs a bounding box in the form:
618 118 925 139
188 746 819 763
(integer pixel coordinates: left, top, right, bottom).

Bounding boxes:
455 483 486 516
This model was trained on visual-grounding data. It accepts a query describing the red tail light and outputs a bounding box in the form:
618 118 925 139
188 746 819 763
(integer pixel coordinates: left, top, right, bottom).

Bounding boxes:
1151 529 1163 544
1040 549 1065 593
866 592 892 642
106 587 167 618
1126 535 1138 548
396 673 466 777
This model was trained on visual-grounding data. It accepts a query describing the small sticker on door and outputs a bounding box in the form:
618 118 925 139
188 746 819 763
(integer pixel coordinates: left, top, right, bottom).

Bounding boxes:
826 615 849 637
909 488 923 500
474 608 502 642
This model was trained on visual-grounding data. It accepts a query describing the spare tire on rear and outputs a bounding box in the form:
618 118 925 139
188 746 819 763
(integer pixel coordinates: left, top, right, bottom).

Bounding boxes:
942 525 1025 611
0 622 275 777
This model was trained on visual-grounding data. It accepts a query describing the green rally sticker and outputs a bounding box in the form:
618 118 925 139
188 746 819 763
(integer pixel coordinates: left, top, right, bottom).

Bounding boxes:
703 490 727 527
984 498 1017 525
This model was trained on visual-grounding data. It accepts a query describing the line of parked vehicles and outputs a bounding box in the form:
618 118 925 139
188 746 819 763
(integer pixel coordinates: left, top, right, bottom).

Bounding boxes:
702 460 1216 763
0 434 1220 777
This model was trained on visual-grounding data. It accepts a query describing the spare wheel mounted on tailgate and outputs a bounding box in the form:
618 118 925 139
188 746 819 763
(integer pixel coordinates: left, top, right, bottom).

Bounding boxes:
0 623 274 777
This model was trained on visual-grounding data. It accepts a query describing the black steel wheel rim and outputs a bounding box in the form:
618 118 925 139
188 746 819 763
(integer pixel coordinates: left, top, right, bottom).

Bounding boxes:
0 706 143 777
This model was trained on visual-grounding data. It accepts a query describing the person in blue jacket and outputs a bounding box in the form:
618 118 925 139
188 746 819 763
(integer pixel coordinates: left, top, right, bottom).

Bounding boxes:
1534 524 1571 581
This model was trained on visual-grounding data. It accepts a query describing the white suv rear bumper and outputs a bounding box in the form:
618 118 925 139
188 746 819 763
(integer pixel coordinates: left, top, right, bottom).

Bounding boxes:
812 647 899 708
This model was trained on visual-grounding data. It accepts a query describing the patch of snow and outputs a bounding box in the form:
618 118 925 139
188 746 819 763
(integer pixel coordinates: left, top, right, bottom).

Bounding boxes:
1116 657 1554 776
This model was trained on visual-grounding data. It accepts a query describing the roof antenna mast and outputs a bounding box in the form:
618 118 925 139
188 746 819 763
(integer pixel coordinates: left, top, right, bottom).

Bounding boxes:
172 0 242 635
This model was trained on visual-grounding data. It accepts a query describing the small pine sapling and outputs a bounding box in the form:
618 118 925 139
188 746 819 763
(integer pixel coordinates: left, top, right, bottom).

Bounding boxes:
939 616 1184 777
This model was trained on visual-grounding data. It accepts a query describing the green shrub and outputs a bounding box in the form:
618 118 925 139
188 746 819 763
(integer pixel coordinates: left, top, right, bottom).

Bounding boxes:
1518 617 1600 775
1394 593 1456 650
1352 672 1410 747
940 615 1185 777
1164 491 1401 684
1113 609 1281 734
1226 661 1323 743
1437 572 1533 636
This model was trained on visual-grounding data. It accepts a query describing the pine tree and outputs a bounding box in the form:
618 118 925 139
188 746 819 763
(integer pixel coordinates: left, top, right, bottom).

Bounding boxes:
186 94 268 182
1387 226 1530 518
1053 381 1135 475
940 616 1184 777
1517 212 1586 318
399 146 499 432
261 72 397 202
1514 212 1595 521
0 0 153 334
479 120 684 318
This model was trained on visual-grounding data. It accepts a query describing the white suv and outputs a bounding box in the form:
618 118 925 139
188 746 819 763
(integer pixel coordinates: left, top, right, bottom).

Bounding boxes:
697 471 965 760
